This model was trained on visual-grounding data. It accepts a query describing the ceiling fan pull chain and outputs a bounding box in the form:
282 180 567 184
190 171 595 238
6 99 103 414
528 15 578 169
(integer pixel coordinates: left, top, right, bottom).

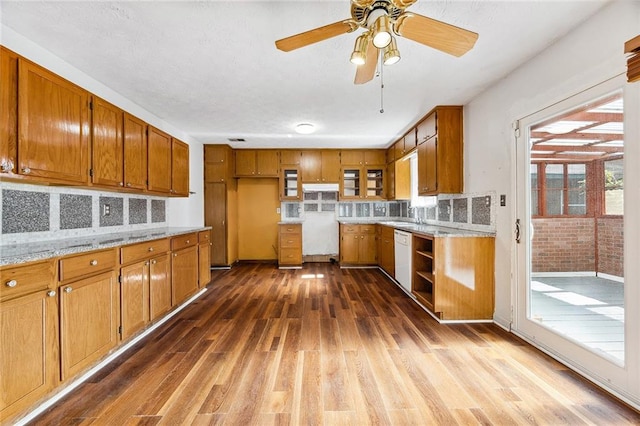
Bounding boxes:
380 50 384 113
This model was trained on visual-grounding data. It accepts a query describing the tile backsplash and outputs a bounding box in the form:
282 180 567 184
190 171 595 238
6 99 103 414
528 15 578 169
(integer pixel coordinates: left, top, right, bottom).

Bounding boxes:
0 182 167 244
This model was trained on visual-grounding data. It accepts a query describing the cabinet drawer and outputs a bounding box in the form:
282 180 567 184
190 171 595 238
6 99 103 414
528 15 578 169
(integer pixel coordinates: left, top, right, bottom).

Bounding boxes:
360 225 377 234
198 230 211 243
280 235 301 249
59 248 117 282
279 248 302 265
121 238 170 265
341 224 360 234
279 224 301 235
1 259 56 301
171 233 197 250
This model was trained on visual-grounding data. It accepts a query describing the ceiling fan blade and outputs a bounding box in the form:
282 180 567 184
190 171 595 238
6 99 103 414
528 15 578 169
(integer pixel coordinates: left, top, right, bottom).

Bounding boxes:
276 20 357 52
394 12 478 57
354 38 378 85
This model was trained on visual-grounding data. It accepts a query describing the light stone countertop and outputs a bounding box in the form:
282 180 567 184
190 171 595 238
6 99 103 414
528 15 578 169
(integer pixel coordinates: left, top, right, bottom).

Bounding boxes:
0 227 211 266
338 219 495 238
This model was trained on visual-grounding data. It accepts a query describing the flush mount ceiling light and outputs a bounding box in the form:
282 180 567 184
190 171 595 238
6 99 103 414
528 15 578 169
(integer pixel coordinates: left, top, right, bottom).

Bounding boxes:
275 0 479 85
295 123 316 134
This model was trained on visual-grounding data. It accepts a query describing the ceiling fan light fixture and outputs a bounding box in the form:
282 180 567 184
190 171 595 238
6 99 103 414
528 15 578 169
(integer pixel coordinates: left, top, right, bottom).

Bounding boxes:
350 34 368 65
383 36 400 65
295 123 316 134
372 14 392 48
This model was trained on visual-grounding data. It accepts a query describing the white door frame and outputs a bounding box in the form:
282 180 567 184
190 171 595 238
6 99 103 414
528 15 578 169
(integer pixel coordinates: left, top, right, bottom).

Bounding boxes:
512 74 640 407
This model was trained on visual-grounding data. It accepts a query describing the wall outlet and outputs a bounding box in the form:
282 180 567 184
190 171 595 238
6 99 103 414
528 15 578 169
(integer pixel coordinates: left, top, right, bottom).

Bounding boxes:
500 194 506 206
102 204 111 216
485 196 491 207
276 207 281 214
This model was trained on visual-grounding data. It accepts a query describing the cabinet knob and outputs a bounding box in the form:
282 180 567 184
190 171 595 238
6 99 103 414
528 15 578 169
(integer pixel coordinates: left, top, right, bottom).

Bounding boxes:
145 261 150 266
173 253 178 257
119 182 124 186
151 260 157 265
1 160 14 173
5 279 17 288
90 259 98 266
186 240 190 244
148 247 154 252
126 182 132 187
64 286 73 293
47 290 56 297
21 166 31 174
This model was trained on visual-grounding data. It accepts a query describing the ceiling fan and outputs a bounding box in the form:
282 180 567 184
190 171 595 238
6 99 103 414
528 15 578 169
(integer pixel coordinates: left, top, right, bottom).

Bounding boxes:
275 0 478 85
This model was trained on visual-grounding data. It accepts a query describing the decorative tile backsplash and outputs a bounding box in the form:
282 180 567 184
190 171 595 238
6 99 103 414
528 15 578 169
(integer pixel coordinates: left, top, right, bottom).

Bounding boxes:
453 198 468 223
0 182 167 244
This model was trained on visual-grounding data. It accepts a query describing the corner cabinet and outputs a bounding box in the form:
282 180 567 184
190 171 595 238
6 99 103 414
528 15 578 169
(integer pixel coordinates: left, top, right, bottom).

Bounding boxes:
416 106 463 195
412 234 495 320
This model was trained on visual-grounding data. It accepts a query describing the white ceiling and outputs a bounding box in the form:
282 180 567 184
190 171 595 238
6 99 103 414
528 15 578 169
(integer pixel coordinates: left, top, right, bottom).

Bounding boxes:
1 0 610 149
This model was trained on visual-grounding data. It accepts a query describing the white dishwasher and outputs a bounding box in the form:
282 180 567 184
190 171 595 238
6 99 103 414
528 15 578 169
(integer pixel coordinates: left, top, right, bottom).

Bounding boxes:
394 230 412 293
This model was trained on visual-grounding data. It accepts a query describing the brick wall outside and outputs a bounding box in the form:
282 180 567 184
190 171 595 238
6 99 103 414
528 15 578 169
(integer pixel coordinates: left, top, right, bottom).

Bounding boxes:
532 218 595 273
597 217 624 277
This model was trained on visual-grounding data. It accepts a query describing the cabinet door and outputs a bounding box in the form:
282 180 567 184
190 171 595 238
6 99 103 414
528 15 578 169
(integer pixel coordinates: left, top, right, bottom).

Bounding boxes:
418 137 437 195
171 138 190 196
360 234 377 264
150 254 171 321
416 112 436 144
205 182 228 266
91 97 124 188
365 167 384 199
256 150 279 176
59 270 119 380
321 150 341 182
280 167 301 200
199 242 212 287
147 126 172 193
171 245 199 305
235 150 256 176
386 162 395 199
340 150 364 166
301 150 321 182
0 290 58 420
123 113 147 190
340 233 360 264
341 168 361 199
1 47 18 175
393 139 404 161
18 59 90 184
120 261 149 340
204 144 231 183
280 150 302 165
364 150 386 165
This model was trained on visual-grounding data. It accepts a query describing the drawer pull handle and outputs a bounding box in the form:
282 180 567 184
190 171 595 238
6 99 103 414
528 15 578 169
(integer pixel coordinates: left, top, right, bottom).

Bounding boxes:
64 287 73 293
47 290 56 297
148 247 154 252
186 240 190 244
90 260 98 266
5 280 17 288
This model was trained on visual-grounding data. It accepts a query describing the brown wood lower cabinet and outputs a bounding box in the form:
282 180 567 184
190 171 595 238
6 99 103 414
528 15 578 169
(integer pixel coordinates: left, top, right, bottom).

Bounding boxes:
0 259 58 422
59 268 120 380
412 234 495 320
278 223 302 267
171 234 199 305
378 225 395 276
149 253 172 320
339 224 377 265
198 230 212 286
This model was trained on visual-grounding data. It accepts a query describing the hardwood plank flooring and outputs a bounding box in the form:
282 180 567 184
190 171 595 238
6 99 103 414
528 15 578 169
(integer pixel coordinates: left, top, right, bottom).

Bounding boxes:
30 263 640 425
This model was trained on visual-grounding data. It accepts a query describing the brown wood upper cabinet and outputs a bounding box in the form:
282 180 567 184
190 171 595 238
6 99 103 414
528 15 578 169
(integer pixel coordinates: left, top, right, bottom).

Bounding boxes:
280 150 302 165
147 126 172 194
17 58 90 184
123 113 148 190
416 106 463 195
204 144 233 183
393 130 417 161
91 96 124 188
171 138 189 196
340 149 385 166
300 150 340 183
235 150 279 177
1 47 18 176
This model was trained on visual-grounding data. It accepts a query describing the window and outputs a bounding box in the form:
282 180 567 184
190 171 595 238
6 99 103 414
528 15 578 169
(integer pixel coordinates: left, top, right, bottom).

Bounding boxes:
532 162 587 217
604 158 623 215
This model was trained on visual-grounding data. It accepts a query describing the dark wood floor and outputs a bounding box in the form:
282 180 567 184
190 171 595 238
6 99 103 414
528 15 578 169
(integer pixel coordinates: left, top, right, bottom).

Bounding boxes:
31 263 640 425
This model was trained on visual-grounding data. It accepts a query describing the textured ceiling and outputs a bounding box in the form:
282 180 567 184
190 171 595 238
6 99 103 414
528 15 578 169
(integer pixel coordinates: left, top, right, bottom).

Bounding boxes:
1 1 609 149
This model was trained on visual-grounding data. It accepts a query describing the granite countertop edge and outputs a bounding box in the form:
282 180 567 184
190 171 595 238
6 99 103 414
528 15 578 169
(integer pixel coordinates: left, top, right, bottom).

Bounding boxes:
337 219 495 238
0 226 211 267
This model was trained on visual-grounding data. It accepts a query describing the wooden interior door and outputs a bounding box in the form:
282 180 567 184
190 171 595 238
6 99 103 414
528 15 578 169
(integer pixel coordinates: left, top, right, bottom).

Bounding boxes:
237 179 280 260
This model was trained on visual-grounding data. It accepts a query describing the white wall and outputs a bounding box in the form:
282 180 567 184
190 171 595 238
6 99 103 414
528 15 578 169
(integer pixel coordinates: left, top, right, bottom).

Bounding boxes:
464 0 639 326
0 26 205 228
